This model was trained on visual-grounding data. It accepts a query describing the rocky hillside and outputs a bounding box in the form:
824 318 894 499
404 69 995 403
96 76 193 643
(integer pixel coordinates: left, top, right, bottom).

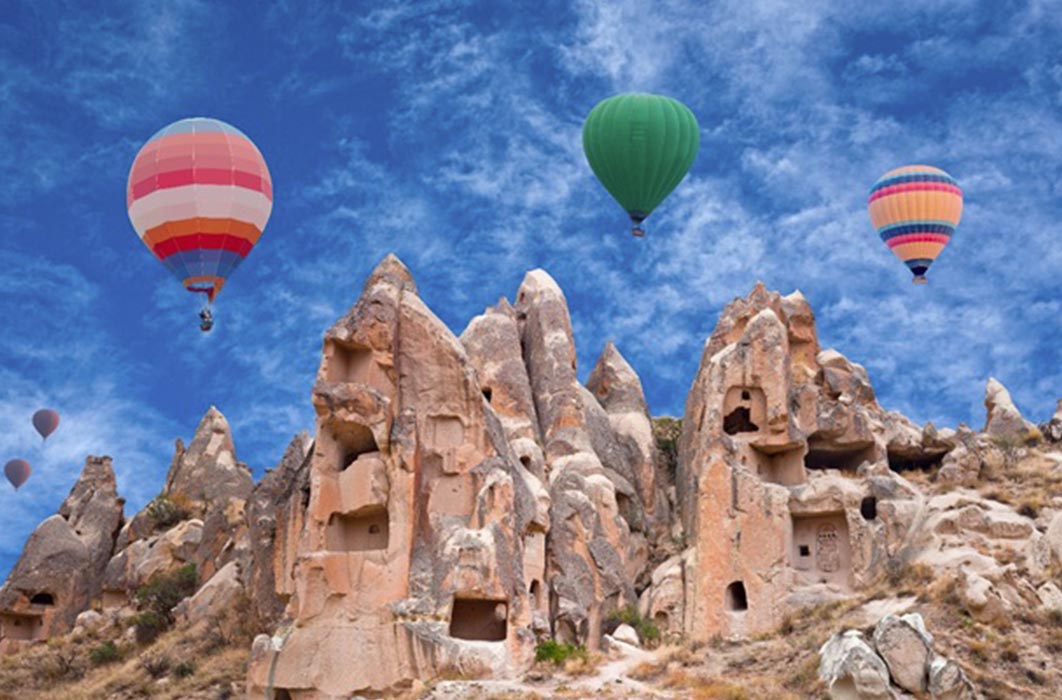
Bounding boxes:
0 254 1059 700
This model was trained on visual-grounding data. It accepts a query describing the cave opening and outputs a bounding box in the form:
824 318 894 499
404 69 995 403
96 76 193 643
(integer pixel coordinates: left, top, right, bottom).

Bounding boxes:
860 496 878 521
725 581 748 612
449 598 508 641
29 593 54 606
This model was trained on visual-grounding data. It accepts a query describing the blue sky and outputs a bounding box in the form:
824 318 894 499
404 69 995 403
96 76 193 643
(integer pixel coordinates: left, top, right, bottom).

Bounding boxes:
1 0 1060 578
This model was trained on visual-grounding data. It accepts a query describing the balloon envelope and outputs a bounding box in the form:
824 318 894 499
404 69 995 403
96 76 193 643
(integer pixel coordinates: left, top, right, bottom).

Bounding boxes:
4 459 31 490
582 93 699 232
32 408 59 440
867 165 963 284
126 117 273 303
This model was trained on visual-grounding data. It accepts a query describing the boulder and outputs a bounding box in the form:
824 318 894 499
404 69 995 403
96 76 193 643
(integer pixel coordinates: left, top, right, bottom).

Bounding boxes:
611 623 640 647
983 378 1037 441
872 613 932 693
1041 400 1062 442
928 656 980 699
175 561 243 627
819 630 896 699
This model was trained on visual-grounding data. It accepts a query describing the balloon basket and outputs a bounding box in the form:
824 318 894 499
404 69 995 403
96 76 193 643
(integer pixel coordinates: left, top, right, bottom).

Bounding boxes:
913 277 928 285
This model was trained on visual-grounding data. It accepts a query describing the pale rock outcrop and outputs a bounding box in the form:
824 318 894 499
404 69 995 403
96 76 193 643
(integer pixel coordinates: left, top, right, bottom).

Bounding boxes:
822 617 979 700
248 256 538 698
638 552 688 637
1037 582 1062 612
872 613 932 693
0 456 122 652
611 623 640 647
1041 400 1062 442
102 407 253 604
928 657 980 700
819 630 896 700
164 406 254 510
244 432 312 629
586 341 668 537
670 283 918 641
175 560 243 627
513 270 639 647
983 378 1037 441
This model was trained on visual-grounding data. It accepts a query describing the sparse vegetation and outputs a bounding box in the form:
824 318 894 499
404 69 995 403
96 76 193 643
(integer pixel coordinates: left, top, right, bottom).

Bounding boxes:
88 641 119 667
136 563 198 621
606 604 662 647
534 640 587 666
146 495 193 529
653 416 682 479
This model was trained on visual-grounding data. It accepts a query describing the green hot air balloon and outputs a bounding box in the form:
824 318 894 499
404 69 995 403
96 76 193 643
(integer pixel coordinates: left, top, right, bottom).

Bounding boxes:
582 93 700 237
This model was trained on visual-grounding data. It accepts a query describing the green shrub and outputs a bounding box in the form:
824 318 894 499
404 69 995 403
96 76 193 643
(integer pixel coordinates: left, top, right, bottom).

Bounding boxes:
172 661 195 679
146 496 191 529
607 605 661 647
89 641 120 666
136 563 197 623
133 611 167 644
534 640 587 665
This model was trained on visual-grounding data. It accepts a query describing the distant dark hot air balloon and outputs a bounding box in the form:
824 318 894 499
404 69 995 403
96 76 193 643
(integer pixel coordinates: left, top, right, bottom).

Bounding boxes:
868 165 963 284
4 459 31 490
33 409 59 441
582 93 700 236
126 117 273 331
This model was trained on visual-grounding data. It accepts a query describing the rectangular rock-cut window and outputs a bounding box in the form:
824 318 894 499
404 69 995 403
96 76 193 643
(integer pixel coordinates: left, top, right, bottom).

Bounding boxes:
325 506 389 552
449 598 508 641
0 613 42 641
326 340 373 384
804 437 875 472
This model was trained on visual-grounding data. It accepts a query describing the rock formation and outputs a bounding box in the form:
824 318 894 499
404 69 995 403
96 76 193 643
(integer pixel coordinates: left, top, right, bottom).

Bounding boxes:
660 283 927 640
0 457 122 653
984 377 1038 441
246 258 664 697
820 613 979 699
1 255 1059 698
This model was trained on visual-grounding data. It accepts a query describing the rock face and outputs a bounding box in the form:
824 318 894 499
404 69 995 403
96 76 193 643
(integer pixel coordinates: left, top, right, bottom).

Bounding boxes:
1041 400 1062 442
101 407 254 606
666 283 926 640
983 378 1037 441
244 432 312 629
246 258 664 697
0 457 122 653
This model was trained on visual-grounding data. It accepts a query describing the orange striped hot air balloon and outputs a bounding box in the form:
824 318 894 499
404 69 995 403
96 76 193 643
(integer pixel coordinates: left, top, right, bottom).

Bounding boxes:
867 165 963 284
127 118 272 330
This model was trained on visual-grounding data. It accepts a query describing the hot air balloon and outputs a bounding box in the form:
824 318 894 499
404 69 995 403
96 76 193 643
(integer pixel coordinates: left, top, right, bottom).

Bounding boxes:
4 459 31 490
582 93 699 237
126 117 273 331
32 409 59 441
868 165 963 284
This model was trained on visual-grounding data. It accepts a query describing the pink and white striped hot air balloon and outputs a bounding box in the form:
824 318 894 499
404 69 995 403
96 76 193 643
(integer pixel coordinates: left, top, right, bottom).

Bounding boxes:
126 117 273 332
